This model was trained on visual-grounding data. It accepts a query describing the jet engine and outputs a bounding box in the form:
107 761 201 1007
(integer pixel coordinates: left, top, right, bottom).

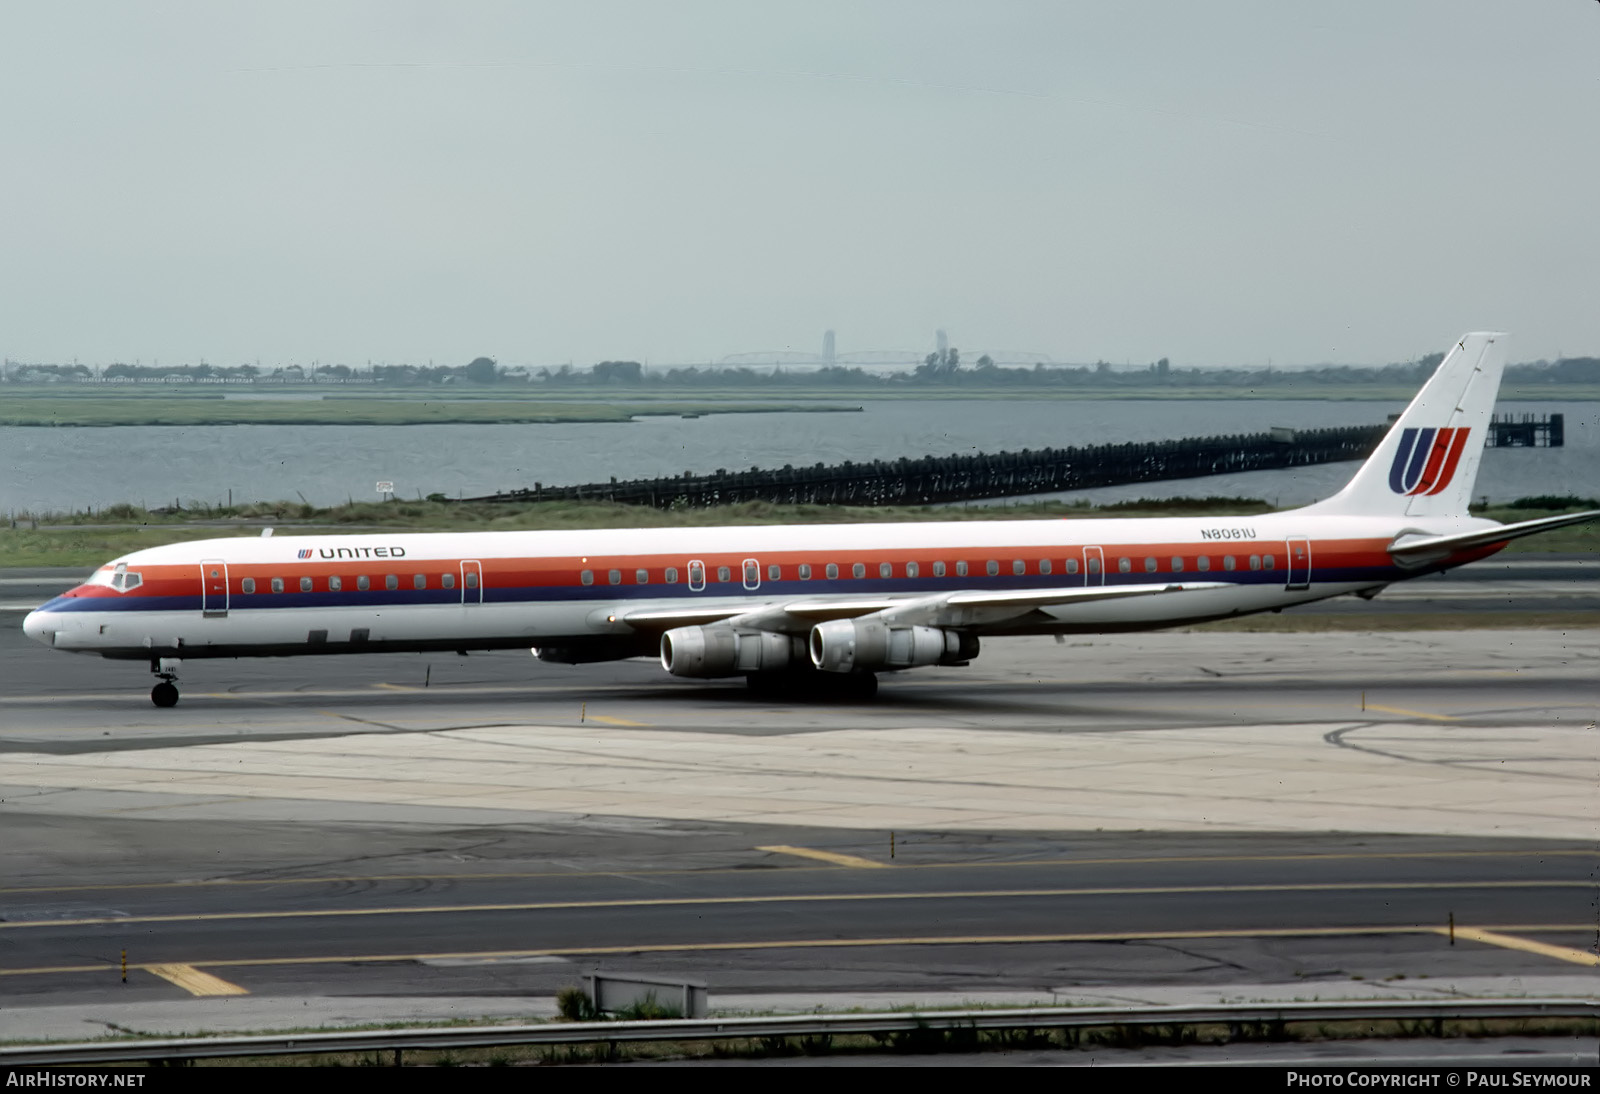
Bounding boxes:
808 618 978 674
660 624 806 678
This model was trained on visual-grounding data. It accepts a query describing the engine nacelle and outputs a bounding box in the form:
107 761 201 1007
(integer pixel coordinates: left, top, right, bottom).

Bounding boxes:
808 619 978 674
660 625 805 678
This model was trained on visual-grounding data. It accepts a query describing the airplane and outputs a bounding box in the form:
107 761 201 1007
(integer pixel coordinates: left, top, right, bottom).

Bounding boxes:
22 331 1599 707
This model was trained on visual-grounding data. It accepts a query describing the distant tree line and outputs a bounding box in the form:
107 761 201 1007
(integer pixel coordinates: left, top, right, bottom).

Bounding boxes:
4 353 1597 388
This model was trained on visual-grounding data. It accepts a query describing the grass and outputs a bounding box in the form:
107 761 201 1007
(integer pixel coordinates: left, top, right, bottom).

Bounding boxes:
3 497 1594 569
0 396 860 427
6 382 1597 411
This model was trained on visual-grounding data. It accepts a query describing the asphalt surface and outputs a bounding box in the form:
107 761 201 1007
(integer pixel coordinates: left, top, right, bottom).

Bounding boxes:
0 558 1596 1046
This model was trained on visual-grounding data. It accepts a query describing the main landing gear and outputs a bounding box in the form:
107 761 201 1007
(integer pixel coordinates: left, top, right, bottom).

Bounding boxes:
746 670 878 701
150 657 181 708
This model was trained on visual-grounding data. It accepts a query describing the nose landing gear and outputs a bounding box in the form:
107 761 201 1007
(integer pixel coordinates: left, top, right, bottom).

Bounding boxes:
150 657 181 708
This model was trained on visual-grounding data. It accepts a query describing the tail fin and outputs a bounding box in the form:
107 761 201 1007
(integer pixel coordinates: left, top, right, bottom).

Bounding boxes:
1305 331 1506 518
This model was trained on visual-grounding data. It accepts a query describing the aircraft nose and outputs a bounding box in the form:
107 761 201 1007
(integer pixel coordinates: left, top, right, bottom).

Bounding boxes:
22 608 56 647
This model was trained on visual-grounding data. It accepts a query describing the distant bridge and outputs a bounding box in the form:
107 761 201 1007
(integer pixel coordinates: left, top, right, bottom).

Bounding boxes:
716 349 1058 369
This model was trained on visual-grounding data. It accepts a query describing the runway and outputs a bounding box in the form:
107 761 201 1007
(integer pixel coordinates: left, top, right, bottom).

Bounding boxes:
1 568 1596 1028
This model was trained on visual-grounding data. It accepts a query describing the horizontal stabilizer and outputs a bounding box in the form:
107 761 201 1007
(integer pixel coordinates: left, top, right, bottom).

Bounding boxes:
1389 510 1600 562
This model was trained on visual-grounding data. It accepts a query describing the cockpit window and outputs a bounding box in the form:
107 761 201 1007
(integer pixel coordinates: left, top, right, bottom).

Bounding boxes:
102 564 143 592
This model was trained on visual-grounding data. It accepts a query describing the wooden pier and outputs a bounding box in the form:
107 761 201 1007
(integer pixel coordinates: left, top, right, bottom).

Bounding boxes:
466 424 1390 509
468 412 1563 511
1486 412 1562 447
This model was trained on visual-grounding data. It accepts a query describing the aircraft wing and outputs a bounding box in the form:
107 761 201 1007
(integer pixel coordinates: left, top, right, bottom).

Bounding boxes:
620 582 1228 633
1389 510 1600 563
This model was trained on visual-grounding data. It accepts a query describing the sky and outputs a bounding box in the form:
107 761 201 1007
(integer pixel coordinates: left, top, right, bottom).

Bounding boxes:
1 1 1596 369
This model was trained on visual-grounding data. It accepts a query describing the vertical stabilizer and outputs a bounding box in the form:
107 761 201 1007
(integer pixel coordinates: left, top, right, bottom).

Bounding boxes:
1305 332 1506 518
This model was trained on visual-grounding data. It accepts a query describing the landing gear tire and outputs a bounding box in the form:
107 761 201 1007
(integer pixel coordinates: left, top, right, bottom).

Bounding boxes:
151 681 179 708
844 672 878 700
745 670 878 701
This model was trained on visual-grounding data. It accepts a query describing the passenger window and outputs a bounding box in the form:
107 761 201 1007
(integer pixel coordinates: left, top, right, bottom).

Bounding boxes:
1117 558 1131 574
1012 559 1025 575
956 561 968 577
768 564 780 581
358 575 371 590
636 569 649 584
301 576 314 592
1249 555 1262 571
907 561 920 578
1039 559 1051 575
330 576 342 591
580 570 594 585
665 567 679 584
385 574 399 590
1086 558 1100 574
1263 554 1275 569
441 574 453 589
271 577 285 593
852 563 866 579
986 560 999 576
1066 558 1079 574
744 560 759 585
413 574 426 589
1223 556 1237 571
1197 557 1211 572
879 562 892 579
717 565 730 583
826 563 839 579
465 572 478 589
242 577 256 594
933 561 946 577
798 564 811 580
1171 557 1184 572
1145 557 1158 573
609 569 622 585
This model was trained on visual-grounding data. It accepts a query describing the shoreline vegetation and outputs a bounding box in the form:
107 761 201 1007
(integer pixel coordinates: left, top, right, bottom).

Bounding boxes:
3 352 1598 425
1 387 1593 428
0 398 864 428
4 495 1594 569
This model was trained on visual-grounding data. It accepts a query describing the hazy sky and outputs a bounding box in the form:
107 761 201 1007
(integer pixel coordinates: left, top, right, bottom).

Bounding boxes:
2 2 1596 368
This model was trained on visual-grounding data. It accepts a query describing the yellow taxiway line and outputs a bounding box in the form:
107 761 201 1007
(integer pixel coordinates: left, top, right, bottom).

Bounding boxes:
1444 926 1600 967
0 880 1584 932
758 845 891 868
4 924 1592 980
147 963 250 996
0 848 1590 898
1362 703 1460 722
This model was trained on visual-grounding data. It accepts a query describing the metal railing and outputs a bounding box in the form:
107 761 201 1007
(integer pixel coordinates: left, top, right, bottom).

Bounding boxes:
2 998 1594 1066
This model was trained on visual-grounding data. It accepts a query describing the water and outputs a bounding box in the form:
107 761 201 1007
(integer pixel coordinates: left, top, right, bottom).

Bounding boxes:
2 399 1593 515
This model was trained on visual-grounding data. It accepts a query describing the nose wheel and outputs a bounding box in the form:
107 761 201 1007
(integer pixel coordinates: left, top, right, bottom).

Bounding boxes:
150 657 181 708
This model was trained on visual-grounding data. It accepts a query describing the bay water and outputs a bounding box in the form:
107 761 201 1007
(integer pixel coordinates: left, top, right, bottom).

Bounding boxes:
2 398 1592 516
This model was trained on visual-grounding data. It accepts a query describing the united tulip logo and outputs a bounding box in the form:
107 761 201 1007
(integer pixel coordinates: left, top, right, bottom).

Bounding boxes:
1388 427 1469 496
